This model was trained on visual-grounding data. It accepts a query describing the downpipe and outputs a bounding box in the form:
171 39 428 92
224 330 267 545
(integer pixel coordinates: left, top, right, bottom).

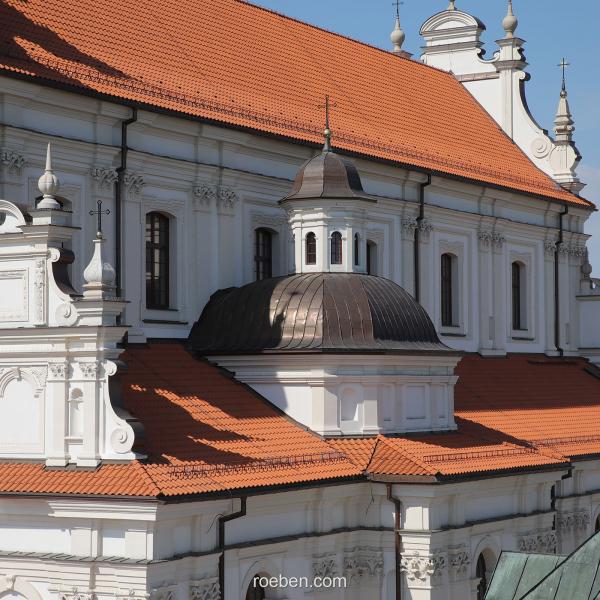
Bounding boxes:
555 206 568 356
387 483 403 600
218 497 247 600
414 173 432 303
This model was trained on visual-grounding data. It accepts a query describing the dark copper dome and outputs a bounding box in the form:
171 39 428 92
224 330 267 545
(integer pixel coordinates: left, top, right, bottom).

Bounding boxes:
281 150 377 203
189 273 451 354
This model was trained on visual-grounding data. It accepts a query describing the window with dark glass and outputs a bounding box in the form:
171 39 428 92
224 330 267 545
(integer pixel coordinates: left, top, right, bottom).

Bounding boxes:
441 253 455 327
476 554 487 600
145 212 170 309
512 261 525 330
354 233 360 266
596 516 600 533
254 228 273 281
331 231 342 265
367 241 377 275
306 232 317 265
245 581 266 600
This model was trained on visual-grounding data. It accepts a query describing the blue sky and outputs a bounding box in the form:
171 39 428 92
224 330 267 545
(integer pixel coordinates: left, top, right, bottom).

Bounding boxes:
252 0 600 267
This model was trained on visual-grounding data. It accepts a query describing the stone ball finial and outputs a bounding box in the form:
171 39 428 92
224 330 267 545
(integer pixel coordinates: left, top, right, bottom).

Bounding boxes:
37 142 62 210
391 16 406 52
502 0 518 38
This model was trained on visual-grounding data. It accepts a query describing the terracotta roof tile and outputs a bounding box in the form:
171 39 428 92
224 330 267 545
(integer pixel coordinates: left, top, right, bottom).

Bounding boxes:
0 0 590 207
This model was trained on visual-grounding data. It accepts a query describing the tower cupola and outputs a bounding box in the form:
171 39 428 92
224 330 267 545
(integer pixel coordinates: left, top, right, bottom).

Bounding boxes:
280 102 378 274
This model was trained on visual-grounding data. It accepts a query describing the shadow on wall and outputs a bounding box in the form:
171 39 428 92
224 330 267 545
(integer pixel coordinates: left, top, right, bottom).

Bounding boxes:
0 0 129 86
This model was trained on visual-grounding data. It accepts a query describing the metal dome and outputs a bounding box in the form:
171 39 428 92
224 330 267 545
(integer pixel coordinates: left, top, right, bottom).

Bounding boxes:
281 150 377 203
189 273 451 354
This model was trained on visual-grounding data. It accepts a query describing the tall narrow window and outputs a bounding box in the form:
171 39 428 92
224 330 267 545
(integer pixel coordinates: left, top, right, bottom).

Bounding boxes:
306 232 317 265
145 212 170 309
254 228 273 281
441 253 456 327
512 261 526 330
367 240 377 275
595 515 600 533
331 231 342 265
354 233 360 267
476 554 487 600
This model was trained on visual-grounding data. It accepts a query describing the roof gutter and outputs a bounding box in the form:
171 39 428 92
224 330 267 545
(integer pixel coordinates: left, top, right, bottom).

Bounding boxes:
116 107 138 299
414 174 432 303
218 497 247 600
554 206 569 356
387 483 403 600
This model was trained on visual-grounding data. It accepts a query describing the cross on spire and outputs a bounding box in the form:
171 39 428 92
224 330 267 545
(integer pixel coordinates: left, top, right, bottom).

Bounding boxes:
89 199 110 238
558 58 570 91
318 95 337 152
392 0 403 19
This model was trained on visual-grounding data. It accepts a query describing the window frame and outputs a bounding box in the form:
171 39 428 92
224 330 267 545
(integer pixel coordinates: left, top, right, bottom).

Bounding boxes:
254 227 273 281
440 252 458 328
305 232 317 265
145 211 170 310
330 231 343 265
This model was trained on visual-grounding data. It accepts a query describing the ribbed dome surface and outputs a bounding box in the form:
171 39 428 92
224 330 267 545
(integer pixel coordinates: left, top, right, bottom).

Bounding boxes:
189 273 450 354
282 150 377 202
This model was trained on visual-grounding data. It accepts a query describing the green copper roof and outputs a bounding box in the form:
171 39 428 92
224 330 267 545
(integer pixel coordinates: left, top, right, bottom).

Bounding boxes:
486 532 600 600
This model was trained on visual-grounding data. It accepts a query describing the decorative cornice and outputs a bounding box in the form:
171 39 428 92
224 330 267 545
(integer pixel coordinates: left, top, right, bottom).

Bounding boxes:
0 148 26 174
91 167 118 189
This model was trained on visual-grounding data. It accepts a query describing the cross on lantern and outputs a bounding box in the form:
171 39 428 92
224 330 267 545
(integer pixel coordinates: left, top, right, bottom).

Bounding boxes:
89 199 110 237
318 95 337 152
558 58 570 91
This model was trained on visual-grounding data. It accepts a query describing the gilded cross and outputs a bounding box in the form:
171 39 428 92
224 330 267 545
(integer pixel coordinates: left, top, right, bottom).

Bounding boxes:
392 0 404 18
89 198 110 237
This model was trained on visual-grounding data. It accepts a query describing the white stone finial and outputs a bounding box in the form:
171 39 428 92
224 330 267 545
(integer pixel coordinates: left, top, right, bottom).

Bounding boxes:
37 143 62 210
502 0 518 38
447 0 456 10
554 66 574 143
83 234 116 300
390 15 406 53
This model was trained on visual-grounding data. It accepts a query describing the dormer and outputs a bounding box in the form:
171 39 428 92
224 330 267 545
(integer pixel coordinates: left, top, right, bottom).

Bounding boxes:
0 144 140 467
280 143 377 274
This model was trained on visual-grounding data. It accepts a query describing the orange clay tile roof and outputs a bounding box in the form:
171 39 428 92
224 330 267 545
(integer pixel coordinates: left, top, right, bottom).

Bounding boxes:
0 0 591 208
1 347 600 498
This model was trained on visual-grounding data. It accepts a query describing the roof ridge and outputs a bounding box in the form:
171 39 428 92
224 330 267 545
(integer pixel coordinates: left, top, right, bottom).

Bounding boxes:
374 436 438 476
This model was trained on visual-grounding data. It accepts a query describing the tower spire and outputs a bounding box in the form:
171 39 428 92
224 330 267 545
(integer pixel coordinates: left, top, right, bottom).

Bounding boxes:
554 58 574 143
502 0 518 38
37 143 62 210
390 1 406 55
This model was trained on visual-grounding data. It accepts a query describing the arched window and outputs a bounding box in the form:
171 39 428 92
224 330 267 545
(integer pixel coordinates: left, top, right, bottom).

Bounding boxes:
331 231 342 265
255 228 273 281
476 553 487 600
145 212 170 309
306 232 317 265
354 233 360 267
441 253 458 327
512 261 526 330
245 580 266 600
367 240 377 275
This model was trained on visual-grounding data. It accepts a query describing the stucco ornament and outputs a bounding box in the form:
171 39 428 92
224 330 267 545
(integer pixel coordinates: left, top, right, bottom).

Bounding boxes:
401 552 436 581
0 148 26 173
518 530 558 554
343 547 384 585
190 579 220 600
91 166 118 188
59 588 95 600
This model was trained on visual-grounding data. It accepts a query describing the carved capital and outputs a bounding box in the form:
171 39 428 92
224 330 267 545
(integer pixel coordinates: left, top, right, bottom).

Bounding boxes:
518 530 557 554
313 554 339 582
59 588 96 600
217 186 239 214
91 166 119 189
448 547 470 578
78 361 101 379
193 182 217 206
190 578 220 600
48 362 69 379
343 546 383 586
400 552 445 582
0 148 26 174
123 171 145 193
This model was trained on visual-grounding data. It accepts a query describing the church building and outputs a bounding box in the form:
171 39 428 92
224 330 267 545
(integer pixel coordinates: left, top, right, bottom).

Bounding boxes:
0 1 600 599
